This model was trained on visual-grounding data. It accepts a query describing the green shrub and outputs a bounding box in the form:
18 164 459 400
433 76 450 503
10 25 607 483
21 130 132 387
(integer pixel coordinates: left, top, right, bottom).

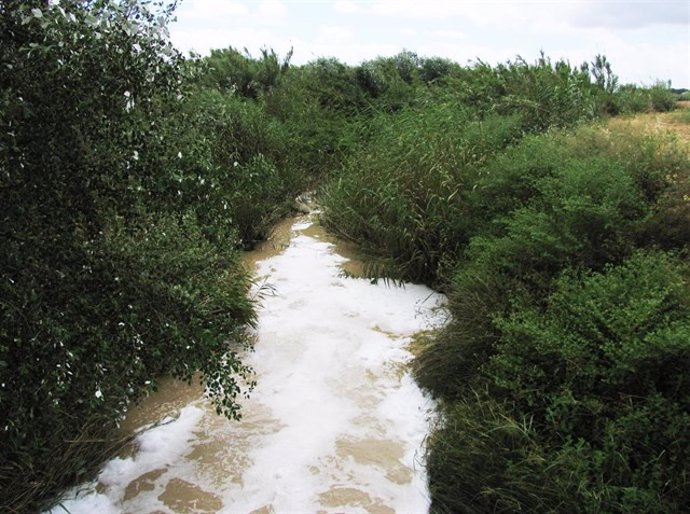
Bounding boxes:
302 57 366 115
462 133 568 237
448 54 598 131
1 210 256 510
468 152 646 290
419 56 458 84
354 53 419 111
649 82 677 112
560 125 689 208
608 82 678 114
423 252 690 513
427 395 582 514
265 66 363 180
614 84 652 113
642 172 690 249
192 46 291 99
415 123 690 512
416 135 652 398
456 123 679 241
170 89 296 247
486 251 690 511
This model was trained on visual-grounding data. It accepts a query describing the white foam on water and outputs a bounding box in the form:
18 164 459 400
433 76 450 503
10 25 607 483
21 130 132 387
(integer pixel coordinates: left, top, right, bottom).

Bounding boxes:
50 218 445 514
50 405 205 514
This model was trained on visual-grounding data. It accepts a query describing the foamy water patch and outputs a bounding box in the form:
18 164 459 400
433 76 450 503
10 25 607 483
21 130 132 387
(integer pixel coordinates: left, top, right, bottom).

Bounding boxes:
50 404 205 514
49 217 445 513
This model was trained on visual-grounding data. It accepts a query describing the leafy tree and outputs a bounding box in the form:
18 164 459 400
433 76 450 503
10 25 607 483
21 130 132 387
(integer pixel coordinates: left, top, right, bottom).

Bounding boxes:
419 56 457 84
0 1 255 510
302 57 366 114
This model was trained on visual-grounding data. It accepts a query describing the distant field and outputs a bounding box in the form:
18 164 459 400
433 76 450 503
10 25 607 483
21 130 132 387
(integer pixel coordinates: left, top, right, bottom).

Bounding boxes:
608 100 690 144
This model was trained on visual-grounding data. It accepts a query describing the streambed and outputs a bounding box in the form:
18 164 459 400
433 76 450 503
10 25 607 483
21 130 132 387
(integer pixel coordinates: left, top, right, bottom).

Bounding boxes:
52 215 445 513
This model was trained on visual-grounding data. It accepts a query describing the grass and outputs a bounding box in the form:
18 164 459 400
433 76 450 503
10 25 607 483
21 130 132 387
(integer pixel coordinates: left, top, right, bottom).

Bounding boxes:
672 103 690 124
321 107 524 284
607 103 690 147
1 417 133 513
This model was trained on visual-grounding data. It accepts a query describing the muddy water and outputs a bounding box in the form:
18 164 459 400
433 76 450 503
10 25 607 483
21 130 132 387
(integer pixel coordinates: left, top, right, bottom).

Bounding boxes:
53 215 445 514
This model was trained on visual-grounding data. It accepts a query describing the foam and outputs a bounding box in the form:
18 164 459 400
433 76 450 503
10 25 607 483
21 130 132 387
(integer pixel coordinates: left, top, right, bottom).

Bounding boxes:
50 405 205 513
49 217 445 513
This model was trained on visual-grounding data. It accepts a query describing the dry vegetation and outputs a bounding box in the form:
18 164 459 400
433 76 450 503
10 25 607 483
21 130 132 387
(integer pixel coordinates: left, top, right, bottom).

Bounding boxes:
609 101 690 144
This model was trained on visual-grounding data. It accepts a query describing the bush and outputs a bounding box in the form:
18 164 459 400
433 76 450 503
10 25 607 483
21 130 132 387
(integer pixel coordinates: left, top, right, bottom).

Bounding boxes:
192 46 291 99
321 54 624 286
642 171 690 249
354 53 419 111
264 65 363 180
169 89 296 247
301 57 366 115
322 106 524 283
614 84 653 113
0 2 256 509
461 133 569 237
419 56 458 84
416 126 678 403
649 82 677 112
447 54 598 131
422 251 690 513
486 251 690 511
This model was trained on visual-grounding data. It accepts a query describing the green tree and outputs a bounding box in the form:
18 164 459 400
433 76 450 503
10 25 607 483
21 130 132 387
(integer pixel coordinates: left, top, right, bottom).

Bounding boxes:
1 2 255 510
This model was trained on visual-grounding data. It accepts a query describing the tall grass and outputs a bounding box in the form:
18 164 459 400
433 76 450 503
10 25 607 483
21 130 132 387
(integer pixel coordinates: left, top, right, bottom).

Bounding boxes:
322 104 524 283
318 64 690 511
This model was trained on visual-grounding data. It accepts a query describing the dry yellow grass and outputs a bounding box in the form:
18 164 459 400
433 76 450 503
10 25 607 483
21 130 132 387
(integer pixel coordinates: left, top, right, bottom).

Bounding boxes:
607 101 690 146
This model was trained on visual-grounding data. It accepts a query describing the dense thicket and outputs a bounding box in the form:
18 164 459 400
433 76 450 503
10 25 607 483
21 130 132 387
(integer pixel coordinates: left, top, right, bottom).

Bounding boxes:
2 0 687 511
1 2 277 510
411 127 690 512
318 51 689 514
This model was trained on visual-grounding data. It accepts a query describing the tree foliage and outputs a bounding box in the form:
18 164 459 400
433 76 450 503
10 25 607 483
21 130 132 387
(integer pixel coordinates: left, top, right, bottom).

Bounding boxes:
0 2 256 509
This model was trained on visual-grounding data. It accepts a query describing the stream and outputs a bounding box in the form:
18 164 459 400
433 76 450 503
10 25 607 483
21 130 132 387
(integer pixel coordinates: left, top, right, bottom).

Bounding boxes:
52 215 445 514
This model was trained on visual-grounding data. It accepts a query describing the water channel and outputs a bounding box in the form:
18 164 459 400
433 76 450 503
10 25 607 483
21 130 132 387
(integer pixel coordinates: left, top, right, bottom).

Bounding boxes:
52 215 445 514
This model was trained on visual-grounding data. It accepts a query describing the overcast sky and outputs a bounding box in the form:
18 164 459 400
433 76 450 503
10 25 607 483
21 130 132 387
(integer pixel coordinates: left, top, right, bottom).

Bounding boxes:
169 0 690 88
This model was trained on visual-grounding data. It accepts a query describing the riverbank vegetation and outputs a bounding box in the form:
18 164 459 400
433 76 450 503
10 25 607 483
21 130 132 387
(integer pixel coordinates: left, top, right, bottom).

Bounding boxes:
2 1 688 512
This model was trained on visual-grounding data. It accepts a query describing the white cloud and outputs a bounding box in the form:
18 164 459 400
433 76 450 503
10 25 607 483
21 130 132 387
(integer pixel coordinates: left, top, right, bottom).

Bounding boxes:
434 29 466 40
369 0 457 18
171 26 291 57
333 0 361 14
316 25 354 44
258 0 289 18
350 0 537 22
570 1 689 29
168 0 690 87
176 0 250 20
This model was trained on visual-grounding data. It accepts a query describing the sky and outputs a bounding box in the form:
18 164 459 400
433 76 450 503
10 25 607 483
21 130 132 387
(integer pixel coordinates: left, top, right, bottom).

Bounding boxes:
168 0 690 89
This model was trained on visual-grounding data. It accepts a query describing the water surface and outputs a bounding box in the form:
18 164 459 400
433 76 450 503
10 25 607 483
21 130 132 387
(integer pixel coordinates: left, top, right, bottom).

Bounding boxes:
53 216 444 513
